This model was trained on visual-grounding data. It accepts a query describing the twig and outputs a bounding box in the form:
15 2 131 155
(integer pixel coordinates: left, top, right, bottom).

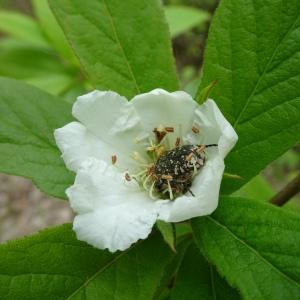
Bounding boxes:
270 173 300 206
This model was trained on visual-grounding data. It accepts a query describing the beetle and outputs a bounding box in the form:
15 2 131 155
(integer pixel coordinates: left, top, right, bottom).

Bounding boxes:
152 144 217 198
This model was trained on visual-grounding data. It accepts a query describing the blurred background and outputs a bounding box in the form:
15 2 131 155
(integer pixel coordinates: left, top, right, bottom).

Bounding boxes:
0 0 299 243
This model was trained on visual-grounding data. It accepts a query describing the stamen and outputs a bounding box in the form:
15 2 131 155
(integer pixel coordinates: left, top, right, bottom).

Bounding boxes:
192 126 200 134
149 181 157 199
164 132 171 150
111 155 117 165
131 169 148 179
178 124 183 144
146 138 166 158
165 126 174 132
157 132 168 147
167 180 174 200
131 127 210 200
143 174 152 190
125 173 131 181
134 132 149 144
132 151 148 164
162 188 169 194
153 127 167 143
162 174 173 180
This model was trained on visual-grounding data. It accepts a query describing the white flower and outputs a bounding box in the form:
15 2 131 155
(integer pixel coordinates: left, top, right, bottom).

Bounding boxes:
54 89 238 252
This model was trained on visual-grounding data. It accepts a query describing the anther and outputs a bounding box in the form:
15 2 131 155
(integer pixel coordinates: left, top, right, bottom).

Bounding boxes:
162 174 173 180
165 126 174 132
125 173 131 181
153 127 167 143
175 137 181 147
192 126 199 133
111 155 117 165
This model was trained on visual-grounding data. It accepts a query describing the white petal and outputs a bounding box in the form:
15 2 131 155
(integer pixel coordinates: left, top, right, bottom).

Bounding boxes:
131 89 197 145
67 158 159 252
54 121 134 172
158 154 224 222
185 99 238 158
72 90 145 158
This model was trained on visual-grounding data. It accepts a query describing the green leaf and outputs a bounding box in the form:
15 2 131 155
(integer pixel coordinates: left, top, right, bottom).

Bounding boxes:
0 77 74 199
192 196 300 300
195 79 217 103
32 0 79 65
157 220 176 252
199 0 300 193
48 0 179 99
0 10 49 47
164 5 210 38
0 224 174 299
171 243 240 300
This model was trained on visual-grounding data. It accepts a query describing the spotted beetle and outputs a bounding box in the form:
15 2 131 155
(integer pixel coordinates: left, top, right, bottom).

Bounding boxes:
152 144 217 198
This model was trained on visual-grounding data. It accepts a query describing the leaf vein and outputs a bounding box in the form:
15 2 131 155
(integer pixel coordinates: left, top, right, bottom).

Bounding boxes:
206 216 300 289
233 12 300 127
101 0 140 95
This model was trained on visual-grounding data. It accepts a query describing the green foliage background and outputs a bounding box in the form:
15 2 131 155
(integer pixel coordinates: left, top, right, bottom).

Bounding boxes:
0 0 300 299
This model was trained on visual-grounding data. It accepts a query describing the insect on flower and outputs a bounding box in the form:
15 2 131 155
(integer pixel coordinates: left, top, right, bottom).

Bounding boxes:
55 89 238 252
152 144 218 199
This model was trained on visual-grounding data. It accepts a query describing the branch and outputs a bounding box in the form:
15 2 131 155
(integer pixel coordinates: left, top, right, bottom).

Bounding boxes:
270 173 300 206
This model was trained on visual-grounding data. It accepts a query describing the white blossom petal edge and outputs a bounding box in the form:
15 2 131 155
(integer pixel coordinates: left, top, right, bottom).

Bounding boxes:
54 89 238 252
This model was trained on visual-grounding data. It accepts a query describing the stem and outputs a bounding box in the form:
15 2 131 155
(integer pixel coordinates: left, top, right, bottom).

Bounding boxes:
270 173 300 206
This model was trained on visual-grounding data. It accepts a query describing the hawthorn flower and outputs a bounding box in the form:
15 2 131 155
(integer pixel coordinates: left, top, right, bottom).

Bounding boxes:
54 89 238 252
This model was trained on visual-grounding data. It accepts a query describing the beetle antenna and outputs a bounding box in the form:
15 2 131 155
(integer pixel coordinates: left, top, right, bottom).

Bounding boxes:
188 189 195 197
205 144 218 148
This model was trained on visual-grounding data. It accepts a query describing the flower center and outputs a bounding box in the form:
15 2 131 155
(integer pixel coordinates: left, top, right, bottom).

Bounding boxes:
114 125 217 200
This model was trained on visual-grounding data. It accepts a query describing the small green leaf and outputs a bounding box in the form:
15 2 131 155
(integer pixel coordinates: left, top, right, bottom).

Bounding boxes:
195 79 217 103
32 0 79 65
0 224 174 299
0 10 49 47
164 5 210 38
171 243 240 300
192 196 300 300
49 0 179 99
157 220 176 252
199 0 300 193
0 77 74 199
